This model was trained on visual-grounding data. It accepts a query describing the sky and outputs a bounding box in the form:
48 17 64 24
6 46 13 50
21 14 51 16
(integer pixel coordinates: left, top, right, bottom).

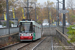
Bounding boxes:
37 0 67 8
37 0 57 4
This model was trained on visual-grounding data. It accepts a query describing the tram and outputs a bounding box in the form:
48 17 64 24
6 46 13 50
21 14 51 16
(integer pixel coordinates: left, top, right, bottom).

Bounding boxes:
19 19 41 41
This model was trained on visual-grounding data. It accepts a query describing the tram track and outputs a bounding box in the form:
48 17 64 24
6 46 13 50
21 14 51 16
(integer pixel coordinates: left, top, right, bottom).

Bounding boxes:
51 36 54 50
32 36 53 50
0 42 20 50
17 42 31 50
17 37 46 50
0 42 31 50
32 27 55 50
32 37 48 50
0 37 46 50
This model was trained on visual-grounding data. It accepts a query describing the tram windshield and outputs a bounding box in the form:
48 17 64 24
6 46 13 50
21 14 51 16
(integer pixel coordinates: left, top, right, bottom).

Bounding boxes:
20 22 33 33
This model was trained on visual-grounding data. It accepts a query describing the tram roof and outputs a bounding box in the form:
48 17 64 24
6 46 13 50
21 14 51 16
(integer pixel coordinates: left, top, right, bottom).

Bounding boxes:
20 21 41 28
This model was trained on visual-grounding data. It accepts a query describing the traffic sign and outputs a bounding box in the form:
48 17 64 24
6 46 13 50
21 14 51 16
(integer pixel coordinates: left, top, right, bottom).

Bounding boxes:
58 10 69 14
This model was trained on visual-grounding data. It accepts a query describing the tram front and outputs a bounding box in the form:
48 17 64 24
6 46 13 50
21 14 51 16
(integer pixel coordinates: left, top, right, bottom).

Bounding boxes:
19 22 34 41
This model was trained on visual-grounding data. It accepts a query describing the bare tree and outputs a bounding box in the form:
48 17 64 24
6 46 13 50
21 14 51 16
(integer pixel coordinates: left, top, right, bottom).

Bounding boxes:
67 0 75 24
67 0 75 14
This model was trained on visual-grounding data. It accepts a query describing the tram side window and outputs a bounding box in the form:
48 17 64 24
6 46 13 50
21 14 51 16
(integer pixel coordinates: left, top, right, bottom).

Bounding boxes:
19 23 25 33
35 26 37 33
19 22 22 32
29 22 33 32
33 25 35 32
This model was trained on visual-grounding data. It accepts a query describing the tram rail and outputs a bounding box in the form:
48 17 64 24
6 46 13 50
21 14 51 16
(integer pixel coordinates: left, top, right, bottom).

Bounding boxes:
32 36 49 50
0 42 20 50
51 36 54 50
0 42 31 50
17 43 31 50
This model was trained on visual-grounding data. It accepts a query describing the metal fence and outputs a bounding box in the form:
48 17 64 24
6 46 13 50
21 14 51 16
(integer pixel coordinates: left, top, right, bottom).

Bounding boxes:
0 27 19 36
57 26 69 36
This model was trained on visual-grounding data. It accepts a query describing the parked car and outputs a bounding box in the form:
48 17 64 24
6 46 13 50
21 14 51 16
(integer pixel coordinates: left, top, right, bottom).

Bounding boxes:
42 23 49 26
66 22 69 25
0 25 3 28
42 19 49 26
52 22 56 26
59 22 69 26
59 22 62 26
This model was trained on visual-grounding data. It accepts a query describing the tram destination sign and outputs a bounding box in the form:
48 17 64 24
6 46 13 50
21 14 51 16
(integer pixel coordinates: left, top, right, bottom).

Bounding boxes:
59 10 69 14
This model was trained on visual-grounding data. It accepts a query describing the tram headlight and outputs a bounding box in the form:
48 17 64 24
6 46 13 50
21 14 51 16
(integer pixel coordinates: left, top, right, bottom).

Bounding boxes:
20 34 23 36
29 34 32 36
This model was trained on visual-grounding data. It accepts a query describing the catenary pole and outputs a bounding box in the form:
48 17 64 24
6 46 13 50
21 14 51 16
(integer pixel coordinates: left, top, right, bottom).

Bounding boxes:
6 0 10 34
63 0 66 34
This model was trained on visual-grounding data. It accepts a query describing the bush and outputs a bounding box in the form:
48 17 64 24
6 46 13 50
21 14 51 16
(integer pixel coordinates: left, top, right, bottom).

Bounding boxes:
37 21 42 24
3 21 14 27
3 22 6 26
67 25 75 42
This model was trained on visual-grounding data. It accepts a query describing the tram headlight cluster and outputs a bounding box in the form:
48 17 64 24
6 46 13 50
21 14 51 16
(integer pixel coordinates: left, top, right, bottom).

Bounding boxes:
29 34 32 36
20 34 23 36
